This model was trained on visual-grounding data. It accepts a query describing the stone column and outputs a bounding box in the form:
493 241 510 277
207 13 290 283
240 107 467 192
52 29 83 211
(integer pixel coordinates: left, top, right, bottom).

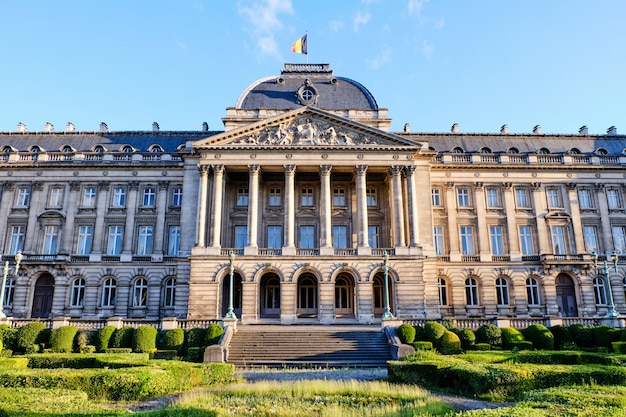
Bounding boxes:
473 182 490 261
390 166 405 247
153 181 169 255
567 182 585 254
445 182 460 261
91 181 109 254
595 183 613 255
211 165 225 248
122 181 140 259
24 181 43 253
197 165 209 247
406 166 419 247
502 183 521 260
355 165 370 252
245 165 260 254
283 164 296 255
531 182 551 254
320 165 333 254
60 181 81 254
0 182 14 248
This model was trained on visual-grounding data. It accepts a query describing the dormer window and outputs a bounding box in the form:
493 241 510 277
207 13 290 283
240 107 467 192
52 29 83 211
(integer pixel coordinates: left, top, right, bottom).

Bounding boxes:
538 148 550 154
596 148 608 155
149 145 163 153
451 147 464 154
93 145 105 153
61 145 74 153
121 145 134 153
568 148 581 155
480 147 492 154
507 147 519 154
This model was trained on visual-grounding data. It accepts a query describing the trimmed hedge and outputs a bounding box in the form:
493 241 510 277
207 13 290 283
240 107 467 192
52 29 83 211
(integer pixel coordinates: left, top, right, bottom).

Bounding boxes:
185 327 206 348
74 330 96 353
49 326 78 353
549 325 572 349
0 326 17 351
25 353 150 369
412 341 433 351
509 341 533 351
132 326 158 353
474 343 491 351
15 322 49 354
205 324 224 346
452 328 476 351
439 331 462 354
592 325 619 349
568 324 593 348
110 326 134 349
500 327 524 349
96 326 116 352
0 357 28 370
524 324 554 350
612 341 626 354
396 324 416 344
162 328 185 353
475 324 502 348
424 321 447 347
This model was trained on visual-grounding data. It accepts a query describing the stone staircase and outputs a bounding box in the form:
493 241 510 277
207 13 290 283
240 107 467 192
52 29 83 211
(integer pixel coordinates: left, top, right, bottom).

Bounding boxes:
226 325 391 368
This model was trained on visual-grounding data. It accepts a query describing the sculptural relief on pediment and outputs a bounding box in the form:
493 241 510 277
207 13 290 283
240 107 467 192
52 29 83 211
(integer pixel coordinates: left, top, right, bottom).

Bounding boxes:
230 117 389 146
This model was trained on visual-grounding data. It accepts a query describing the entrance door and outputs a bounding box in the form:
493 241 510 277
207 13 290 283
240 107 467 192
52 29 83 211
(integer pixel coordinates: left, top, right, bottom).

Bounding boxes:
555 274 578 317
221 273 242 318
334 274 355 317
31 274 54 318
297 274 318 317
260 274 281 318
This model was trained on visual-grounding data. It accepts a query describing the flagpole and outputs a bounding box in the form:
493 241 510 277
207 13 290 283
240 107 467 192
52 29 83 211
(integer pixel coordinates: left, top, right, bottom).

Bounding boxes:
306 31 308 64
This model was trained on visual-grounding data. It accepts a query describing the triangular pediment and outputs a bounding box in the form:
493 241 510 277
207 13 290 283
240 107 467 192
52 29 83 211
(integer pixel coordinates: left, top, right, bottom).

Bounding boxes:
192 107 425 150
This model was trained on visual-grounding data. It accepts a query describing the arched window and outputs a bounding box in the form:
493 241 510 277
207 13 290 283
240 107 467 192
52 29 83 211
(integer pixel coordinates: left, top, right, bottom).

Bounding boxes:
465 277 479 306
526 277 540 305
480 147 492 154
593 277 607 305
149 145 163 153
507 147 519 154
568 148 581 155
133 278 148 307
438 277 448 306
495 277 509 305
61 145 74 153
163 278 176 308
121 145 134 153
537 148 550 154
93 145 105 153
452 147 464 154
101 278 116 307
70 278 86 307
2 277 15 307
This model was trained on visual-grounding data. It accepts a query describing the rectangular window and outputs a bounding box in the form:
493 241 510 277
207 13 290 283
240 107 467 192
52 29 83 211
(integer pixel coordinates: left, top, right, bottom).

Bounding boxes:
82 186 97 207
267 225 282 248
433 226 445 256
137 226 153 255
551 226 567 254
333 188 346 206
486 188 501 208
235 225 247 248
519 226 534 255
301 188 313 206
457 188 471 208
300 225 315 249
612 226 626 254
578 188 593 209
546 187 562 208
583 226 599 253
48 187 63 208
431 188 441 207
269 188 282 206
332 225 348 248
366 189 377 206
489 225 505 255
142 187 156 206
171 187 183 207
236 188 249 206
460 226 475 255
76 225 93 255
514 187 531 208
42 225 58 254
167 225 181 256
112 187 126 207
607 188 622 209
16 187 30 207
368 226 379 248
9 226 25 255
107 226 123 255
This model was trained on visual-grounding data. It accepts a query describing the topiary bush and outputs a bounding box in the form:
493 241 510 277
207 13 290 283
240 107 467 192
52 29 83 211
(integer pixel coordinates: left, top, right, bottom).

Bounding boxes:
412 341 433 351
0 325 17 352
185 327 207 348
523 324 554 350
95 326 116 352
414 325 425 342
424 321 447 347
568 324 593 348
132 326 158 353
110 326 134 349
612 341 626 354
205 324 224 346
439 330 462 354
592 325 619 349
451 328 476 351
396 324 416 344
475 324 502 348
501 327 525 349
162 328 185 353
549 325 572 350
73 330 97 353
49 326 78 353
15 322 48 354
474 343 491 351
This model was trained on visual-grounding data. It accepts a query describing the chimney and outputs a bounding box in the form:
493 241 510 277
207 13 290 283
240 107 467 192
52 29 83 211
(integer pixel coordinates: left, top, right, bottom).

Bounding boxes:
202 122 209 132
451 123 460 133
44 122 54 132
152 122 160 132
66 122 76 132
500 124 509 134
403 123 410 133
533 125 542 134
579 125 588 135
607 126 617 136
100 122 108 132
17 123 27 133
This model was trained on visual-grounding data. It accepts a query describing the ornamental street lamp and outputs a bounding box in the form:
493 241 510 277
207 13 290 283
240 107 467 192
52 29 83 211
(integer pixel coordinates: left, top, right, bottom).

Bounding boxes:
382 251 393 319
0 251 23 318
590 251 619 318
225 250 237 320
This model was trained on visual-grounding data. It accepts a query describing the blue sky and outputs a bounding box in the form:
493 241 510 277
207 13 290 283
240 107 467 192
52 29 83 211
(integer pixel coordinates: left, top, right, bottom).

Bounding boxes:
1 0 624 135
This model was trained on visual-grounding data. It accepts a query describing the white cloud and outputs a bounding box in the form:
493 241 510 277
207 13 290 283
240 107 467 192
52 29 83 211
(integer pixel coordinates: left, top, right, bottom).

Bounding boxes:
367 44 393 69
433 17 445 30
407 0 427 17
238 0 294 58
353 11 371 32
329 20 345 33
422 39 433 57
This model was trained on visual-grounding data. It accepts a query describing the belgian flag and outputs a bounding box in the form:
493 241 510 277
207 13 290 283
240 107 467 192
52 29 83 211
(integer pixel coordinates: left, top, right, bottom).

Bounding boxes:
291 34 307 54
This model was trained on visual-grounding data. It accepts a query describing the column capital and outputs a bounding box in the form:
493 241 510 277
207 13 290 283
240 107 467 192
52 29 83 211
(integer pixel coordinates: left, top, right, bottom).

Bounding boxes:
32 181 43 191
197 164 210 174
390 165 404 176
212 164 225 175
128 181 140 191
405 165 417 174
531 182 542 190
473 182 484 189
284 164 296 174
158 181 170 191
355 164 368 175
1 181 14 191
502 181 513 190
248 164 260 174
594 182 605 191
320 164 332 175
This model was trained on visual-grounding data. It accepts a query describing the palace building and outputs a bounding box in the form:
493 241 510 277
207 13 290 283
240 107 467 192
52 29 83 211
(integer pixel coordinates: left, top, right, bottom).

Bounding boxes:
1 63 625 324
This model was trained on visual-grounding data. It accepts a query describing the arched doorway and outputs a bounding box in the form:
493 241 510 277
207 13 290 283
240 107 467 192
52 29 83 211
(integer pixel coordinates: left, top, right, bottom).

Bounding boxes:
335 273 355 317
297 273 318 318
555 274 578 317
221 272 242 318
373 272 394 318
260 273 281 318
31 274 54 318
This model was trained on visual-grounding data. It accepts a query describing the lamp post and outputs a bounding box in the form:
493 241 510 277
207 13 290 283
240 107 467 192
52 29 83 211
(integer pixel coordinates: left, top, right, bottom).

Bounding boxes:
590 251 619 318
382 251 393 319
225 250 237 320
0 251 23 318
